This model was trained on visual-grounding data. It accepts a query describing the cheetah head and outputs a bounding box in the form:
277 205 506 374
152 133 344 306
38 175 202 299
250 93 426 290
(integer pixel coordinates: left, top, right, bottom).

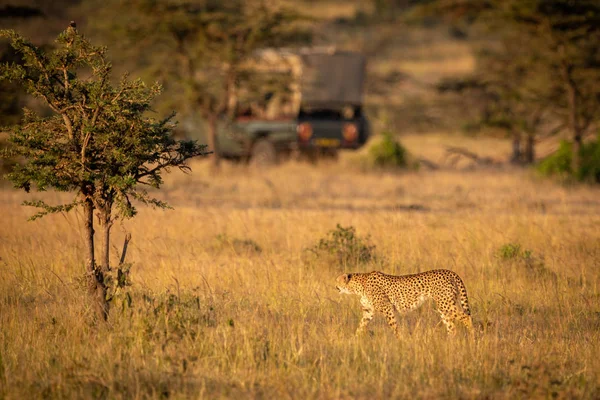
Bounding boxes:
335 273 354 294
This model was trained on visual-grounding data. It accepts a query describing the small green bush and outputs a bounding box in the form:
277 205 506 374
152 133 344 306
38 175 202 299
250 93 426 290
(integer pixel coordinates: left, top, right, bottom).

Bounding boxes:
305 224 376 266
496 242 553 278
538 136 600 183
368 132 408 168
497 243 531 261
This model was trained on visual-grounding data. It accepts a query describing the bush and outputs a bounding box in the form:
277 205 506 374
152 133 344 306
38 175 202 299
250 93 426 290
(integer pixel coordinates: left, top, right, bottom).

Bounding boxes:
496 242 553 279
537 140 574 178
368 132 408 168
538 136 600 183
497 243 532 261
579 136 600 182
305 224 376 266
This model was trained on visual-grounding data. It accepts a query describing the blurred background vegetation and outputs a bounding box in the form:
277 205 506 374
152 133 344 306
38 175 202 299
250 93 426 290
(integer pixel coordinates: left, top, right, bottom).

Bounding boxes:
1 0 600 180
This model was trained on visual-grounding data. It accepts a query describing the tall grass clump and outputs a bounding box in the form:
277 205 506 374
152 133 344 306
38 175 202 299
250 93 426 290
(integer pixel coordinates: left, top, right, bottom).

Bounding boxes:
495 242 554 280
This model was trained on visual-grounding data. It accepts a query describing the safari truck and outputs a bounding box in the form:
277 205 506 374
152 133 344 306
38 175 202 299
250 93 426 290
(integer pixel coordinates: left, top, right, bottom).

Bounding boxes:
217 48 370 165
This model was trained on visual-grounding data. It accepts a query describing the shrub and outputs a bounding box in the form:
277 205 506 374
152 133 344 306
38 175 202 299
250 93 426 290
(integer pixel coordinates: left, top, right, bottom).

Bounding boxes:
368 132 408 168
537 140 574 178
496 242 552 278
497 243 531 261
579 136 600 182
305 224 376 266
538 136 600 183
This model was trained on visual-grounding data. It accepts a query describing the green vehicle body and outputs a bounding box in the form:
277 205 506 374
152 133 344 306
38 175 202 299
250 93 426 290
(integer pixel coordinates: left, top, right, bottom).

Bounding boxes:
218 119 298 160
216 50 371 163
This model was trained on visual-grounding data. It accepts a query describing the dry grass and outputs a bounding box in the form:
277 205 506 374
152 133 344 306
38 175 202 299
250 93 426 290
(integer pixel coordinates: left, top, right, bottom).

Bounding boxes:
1 142 599 399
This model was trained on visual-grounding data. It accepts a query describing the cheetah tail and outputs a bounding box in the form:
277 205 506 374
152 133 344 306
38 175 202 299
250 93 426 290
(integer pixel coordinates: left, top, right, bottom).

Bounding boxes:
451 272 471 316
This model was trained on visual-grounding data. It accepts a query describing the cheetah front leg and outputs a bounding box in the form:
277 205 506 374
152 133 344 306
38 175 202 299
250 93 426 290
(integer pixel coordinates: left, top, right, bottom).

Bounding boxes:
440 314 457 335
355 306 374 336
371 297 401 339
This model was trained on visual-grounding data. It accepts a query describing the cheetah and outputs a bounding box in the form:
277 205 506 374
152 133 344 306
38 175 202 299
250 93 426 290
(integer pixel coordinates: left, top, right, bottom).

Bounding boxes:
336 269 474 338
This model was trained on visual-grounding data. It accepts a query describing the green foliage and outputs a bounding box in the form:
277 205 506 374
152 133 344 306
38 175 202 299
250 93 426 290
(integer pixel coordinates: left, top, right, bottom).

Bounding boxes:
497 243 531 262
496 242 553 279
368 132 408 168
0 26 210 319
537 140 573 178
0 27 209 220
538 136 600 183
578 136 600 183
306 224 376 266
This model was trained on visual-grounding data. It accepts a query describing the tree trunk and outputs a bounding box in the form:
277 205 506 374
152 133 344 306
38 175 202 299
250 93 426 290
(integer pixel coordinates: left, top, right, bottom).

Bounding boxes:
510 131 521 164
564 63 582 173
84 197 109 321
525 133 535 164
207 114 220 170
100 207 112 273
572 133 583 174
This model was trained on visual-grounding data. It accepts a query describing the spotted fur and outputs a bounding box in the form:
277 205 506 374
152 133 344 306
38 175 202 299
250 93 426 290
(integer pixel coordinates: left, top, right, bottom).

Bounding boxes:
336 269 474 338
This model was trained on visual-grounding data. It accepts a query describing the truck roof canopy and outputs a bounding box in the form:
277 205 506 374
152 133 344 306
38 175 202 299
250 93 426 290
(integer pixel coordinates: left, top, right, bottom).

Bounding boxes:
300 52 366 106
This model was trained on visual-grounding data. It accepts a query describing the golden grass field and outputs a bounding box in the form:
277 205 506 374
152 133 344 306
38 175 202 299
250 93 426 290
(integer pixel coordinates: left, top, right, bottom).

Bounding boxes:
1 134 599 399
1 2 599 397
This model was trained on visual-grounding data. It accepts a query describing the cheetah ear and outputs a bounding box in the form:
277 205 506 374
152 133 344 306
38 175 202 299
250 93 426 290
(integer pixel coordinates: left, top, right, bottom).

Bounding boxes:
344 273 352 283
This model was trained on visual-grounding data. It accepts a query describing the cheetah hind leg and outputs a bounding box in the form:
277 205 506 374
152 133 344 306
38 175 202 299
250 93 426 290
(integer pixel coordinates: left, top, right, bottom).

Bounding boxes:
382 304 402 339
435 300 460 336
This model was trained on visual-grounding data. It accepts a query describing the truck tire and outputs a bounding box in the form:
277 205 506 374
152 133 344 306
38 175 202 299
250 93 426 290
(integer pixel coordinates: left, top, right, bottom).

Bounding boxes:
251 138 277 167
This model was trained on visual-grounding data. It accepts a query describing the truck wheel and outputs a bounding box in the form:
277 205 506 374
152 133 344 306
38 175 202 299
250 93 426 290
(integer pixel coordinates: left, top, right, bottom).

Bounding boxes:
251 139 277 167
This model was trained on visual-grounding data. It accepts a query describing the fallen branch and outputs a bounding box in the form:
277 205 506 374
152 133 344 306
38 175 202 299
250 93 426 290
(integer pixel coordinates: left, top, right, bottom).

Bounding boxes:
443 146 497 167
417 157 439 170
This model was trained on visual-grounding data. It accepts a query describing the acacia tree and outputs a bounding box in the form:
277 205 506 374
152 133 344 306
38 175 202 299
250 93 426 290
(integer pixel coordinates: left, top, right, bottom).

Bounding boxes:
415 0 600 170
89 0 311 169
511 0 600 171
0 25 209 320
473 30 552 164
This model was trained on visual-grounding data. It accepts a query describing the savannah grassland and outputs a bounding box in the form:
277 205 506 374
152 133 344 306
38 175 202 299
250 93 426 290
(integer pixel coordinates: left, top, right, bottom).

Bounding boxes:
1 2 600 399
1 145 600 399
